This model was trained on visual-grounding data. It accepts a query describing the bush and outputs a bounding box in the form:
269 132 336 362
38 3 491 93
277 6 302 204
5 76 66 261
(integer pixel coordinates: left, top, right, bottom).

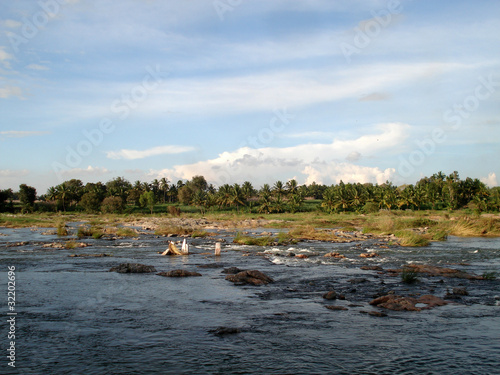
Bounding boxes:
57 222 68 237
362 202 379 214
401 265 419 284
80 192 102 213
101 196 123 214
168 206 181 216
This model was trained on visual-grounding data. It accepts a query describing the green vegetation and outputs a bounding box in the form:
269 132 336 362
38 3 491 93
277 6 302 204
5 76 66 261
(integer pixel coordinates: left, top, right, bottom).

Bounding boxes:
64 240 77 249
233 232 274 246
115 228 138 237
191 230 210 238
394 230 430 247
401 266 419 284
481 271 497 280
57 222 68 237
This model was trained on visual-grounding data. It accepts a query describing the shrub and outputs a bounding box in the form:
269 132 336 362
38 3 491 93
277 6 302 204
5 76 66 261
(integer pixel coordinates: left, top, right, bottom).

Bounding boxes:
362 202 379 214
101 196 123 214
168 206 181 216
57 222 68 237
401 265 418 284
80 192 102 213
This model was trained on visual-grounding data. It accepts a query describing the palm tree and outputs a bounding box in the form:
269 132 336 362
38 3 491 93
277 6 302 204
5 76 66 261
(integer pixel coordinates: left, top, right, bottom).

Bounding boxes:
286 179 298 195
273 181 286 201
56 183 70 212
229 184 246 212
217 184 232 209
160 177 169 203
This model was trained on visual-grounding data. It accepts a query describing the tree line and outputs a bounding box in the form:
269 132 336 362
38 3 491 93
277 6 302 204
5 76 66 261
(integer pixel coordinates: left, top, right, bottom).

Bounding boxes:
1 171 499 214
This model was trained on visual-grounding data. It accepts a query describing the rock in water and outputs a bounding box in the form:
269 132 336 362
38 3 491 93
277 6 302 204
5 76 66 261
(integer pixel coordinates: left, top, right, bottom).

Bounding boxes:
156 270 202 277
110 263 157 273
209 327 241 336
323 290 338 300
222 267 243 274
225 270 274 286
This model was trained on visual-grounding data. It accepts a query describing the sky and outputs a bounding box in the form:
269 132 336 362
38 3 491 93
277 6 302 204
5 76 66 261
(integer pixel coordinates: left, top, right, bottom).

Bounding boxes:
1 0 499 194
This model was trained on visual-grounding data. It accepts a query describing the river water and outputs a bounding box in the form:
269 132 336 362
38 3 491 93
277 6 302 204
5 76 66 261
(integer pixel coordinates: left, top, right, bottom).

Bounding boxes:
1 225 499 374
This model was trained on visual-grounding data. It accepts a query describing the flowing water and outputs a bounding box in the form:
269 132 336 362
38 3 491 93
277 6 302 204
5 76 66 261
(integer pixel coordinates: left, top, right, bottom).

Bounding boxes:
1 226 499 374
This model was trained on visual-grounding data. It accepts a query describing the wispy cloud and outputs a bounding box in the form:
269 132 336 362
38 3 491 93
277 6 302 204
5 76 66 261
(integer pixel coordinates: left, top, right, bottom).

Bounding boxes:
0 169 30 178
59 166 110 177
0 131 50 138
106 145 196 160
359 92 391 101
26 64 50 71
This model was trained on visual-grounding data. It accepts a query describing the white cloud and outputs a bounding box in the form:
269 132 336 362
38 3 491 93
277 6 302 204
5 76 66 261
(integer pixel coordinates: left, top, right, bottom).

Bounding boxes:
106 145 196 160
3 20 22 28
149 122 409 186
59 166 110 177
480 172 498 187
0 47 13 68
0 131 50 138
0 86 23 99
26 64 50 71
0 169 30 178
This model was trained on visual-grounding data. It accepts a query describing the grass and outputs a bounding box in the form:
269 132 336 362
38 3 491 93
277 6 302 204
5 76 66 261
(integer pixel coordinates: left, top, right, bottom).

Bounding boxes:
191 230 210 238
115 228 138 237
233 232 274 246
401 265 419 284
64 240 77 249
288 226 340 241
77 226 104 239
57 222 68 237
482 271 497 280
395 230 430 247
155 225 194 236
444 216 500 237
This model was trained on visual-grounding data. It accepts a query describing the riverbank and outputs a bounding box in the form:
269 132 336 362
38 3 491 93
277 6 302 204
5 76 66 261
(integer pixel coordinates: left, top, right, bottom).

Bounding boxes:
1 211 499 246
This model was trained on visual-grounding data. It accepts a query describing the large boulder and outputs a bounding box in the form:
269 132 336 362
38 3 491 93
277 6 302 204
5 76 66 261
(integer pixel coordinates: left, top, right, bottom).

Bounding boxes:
109 263 157 273
225 270 274 286
157 270 202 277
388 264 481 279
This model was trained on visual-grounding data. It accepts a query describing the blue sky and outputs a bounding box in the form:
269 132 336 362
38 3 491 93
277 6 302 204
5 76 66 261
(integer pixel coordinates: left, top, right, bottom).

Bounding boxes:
1 0 499 194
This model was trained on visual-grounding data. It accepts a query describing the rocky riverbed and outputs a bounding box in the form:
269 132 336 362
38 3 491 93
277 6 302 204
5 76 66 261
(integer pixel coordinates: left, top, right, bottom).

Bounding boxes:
1 224 499 374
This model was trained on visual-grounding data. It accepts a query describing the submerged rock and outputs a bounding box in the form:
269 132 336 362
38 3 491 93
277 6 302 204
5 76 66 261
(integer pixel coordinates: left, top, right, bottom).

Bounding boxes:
360 266 383 271
157 270 202 277
110 263 157 273
225 270 274 286
69 253 110 257
370 294 448 311
222 267 243 274
325 305 348 311
323 290 338 300
388 264 481 280
209 327 241 336
360 252 379 258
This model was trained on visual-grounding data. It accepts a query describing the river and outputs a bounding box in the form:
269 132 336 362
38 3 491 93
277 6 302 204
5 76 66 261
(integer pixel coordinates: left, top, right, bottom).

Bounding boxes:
1 225 499 374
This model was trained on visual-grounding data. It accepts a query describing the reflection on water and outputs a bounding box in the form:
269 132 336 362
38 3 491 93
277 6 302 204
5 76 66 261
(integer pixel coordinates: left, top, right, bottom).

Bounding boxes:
1 227 499 374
